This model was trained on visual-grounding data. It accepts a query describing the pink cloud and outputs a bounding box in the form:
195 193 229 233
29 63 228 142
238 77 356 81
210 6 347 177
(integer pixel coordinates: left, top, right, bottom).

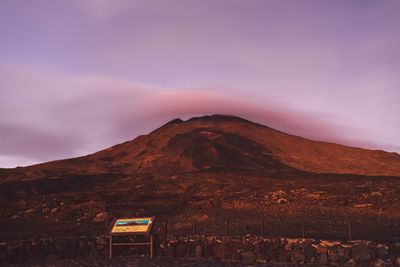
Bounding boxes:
121 89 395 152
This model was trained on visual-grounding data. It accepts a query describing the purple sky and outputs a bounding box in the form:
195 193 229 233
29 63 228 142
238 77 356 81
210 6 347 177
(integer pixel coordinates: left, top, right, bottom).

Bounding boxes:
1 0 400 168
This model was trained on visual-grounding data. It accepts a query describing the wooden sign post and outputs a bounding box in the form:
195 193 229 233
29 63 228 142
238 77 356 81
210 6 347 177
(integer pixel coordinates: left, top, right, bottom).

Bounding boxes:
109 217 155 259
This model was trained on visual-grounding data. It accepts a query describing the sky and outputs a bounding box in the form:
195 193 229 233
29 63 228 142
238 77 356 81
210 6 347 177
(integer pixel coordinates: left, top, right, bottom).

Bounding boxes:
0 0 400 168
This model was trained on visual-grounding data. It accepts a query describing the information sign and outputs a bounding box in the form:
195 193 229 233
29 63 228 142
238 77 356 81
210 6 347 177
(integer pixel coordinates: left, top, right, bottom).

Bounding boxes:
109 216 155 259
111 217 153 233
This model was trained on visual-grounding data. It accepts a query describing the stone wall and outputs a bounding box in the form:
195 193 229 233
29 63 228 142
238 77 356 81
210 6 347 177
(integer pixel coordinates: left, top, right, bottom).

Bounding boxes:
1 234 400 266
159 235 400 266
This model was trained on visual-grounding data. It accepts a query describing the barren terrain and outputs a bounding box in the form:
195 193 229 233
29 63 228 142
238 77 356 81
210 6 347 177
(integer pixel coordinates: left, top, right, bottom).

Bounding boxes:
1 115 400 242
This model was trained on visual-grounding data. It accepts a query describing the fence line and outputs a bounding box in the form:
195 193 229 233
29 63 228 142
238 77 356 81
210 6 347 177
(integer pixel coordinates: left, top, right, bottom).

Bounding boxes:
1 217 399 243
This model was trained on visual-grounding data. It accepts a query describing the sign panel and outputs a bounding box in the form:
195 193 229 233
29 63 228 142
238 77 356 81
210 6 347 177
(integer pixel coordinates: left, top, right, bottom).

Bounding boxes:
111 217 153 233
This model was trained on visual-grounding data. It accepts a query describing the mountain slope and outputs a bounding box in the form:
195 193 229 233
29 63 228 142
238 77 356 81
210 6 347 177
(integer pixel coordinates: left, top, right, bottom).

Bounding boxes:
1 114 400 182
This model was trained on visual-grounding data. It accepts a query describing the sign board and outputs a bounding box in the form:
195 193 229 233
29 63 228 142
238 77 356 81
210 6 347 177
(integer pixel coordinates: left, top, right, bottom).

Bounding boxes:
111 217 154 234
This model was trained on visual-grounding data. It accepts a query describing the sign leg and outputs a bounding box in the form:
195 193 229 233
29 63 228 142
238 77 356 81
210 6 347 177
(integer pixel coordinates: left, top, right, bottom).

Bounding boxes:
150 234 153 258
109 235 112 259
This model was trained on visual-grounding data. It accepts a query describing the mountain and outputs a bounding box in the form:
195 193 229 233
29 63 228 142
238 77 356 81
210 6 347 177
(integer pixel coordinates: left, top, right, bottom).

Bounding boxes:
1 115 400 242
1 114 400 183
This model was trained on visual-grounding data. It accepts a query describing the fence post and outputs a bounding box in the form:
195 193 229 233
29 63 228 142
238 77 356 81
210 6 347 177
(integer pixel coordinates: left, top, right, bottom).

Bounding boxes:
225 220 229 236
387 208 390 222
261 219 265 236
301 220 305 239
347 221 352 240
378 208 382 222
192 219 197 235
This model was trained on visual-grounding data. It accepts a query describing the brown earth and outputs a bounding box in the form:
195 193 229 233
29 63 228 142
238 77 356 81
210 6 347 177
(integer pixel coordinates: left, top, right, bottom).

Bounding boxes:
1 114 400 242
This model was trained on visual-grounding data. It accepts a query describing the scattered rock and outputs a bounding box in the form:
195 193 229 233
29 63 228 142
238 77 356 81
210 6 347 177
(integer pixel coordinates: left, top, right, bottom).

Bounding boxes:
45 254 59 262
50 208 58 214
92 212 108 222
345 258 356 266
96 236 108 246
395 256 400 266
25 208 35 214
277 198 288 204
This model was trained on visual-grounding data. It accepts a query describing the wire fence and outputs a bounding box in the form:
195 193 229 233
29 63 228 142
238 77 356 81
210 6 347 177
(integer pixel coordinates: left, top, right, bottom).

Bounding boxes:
153 218 400 242
1 217 399 244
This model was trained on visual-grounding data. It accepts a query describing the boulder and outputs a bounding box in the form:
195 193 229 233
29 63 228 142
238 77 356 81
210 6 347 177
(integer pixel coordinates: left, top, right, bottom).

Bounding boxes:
352 244 375 264
307 256 317 264
254 241 265 253
242 241 254 251
89 246 99 258
163 245 175 257
329 245 350 263
373 258 386 267
277 249 291 262
304 245 317 258
268 238 281 250
264 247 275 261
203 243 214 258
175 243 187 258
374 245 388 258
212 243 231 259
315 244 328 254
194 244 203 258
296 239 312 249
318 253 329 265
227 240 242 251
63 245 77 259
291 249 306 262
232 251 242 261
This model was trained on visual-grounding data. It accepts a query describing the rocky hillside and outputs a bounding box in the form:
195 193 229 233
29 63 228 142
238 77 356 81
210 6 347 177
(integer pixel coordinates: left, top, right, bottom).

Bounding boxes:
1 115 400 183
